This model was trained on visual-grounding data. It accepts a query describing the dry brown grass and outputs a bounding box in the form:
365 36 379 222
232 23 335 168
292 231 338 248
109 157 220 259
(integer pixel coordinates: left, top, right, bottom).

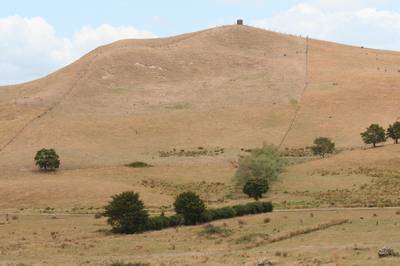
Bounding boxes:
1 209 399 265
2 25 400 265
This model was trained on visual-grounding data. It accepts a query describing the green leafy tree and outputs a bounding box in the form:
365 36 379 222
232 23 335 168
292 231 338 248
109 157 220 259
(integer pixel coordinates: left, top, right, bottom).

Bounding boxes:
103 191 149 234
387 122 400 144
234 145 285 189
360 124 386 148
311 137 335 158
174 192 206 225
34 148 60 171
243 178 269 200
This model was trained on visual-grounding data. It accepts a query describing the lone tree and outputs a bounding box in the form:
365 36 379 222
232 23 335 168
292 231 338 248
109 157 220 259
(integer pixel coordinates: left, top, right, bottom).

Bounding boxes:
34 148 60 171
103 191 149 234
174 192 206 225
243 177 269 200
387 122 400 144
361 124 386 148
311 137 335 158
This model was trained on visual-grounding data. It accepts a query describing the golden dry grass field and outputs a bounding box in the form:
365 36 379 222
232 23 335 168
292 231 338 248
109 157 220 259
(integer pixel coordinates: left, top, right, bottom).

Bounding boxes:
1 25 400 265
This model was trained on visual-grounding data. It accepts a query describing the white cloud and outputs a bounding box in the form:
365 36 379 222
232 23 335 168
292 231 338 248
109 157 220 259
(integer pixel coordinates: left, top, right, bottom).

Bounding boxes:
252 0 400 51
0 16 155 85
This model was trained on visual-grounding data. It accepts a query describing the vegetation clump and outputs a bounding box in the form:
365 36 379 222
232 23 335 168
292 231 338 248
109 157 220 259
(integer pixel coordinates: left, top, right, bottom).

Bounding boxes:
361 124 386 148
243 177 269 200
311 137 335 158
103 191 149 234
126 161 152 168
234 144 285 190
104 191 273 234
159 147 224 157
174 192 206 225
198 224 232 238
206 202 273 220
387 121 400 144
34 148 60 171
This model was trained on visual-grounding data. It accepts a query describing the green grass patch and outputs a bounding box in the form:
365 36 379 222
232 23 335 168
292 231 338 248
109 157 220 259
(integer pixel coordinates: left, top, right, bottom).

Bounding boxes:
199 224 233 238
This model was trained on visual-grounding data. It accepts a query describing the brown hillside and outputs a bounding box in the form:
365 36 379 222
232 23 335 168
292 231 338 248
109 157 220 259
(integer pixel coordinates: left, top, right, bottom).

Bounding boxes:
0 25 399 170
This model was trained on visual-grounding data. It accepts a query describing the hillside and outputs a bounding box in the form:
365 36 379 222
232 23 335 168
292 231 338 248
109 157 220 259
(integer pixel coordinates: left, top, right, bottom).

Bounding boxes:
1 25 400 171
0 25 302 170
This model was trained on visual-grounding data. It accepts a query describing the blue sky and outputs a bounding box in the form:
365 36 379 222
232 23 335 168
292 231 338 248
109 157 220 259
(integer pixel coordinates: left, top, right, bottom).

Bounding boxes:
1 0 400 85
0 0 302 37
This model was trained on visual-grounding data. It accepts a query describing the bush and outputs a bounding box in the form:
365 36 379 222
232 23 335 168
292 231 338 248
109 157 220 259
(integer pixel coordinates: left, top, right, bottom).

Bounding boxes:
147 214 184 231
311 137 335 158
126 161 152 168
206 202 273 222
205 206 237 221
243 177 269 200
103 191 149 234
34 148 60 171
234 144 284 189
174 192 206 225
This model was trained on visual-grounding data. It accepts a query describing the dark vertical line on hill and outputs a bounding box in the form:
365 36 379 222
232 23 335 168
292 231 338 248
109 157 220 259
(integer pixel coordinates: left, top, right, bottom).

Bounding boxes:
278 36 309 149
0 53 99 154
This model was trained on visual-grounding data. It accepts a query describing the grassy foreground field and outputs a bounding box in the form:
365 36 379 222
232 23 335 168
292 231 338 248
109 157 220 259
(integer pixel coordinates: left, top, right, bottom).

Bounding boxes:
1 208 400 265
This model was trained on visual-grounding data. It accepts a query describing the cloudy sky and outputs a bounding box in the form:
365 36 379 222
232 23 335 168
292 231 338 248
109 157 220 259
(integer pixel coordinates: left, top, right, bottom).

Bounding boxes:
1 0 400 85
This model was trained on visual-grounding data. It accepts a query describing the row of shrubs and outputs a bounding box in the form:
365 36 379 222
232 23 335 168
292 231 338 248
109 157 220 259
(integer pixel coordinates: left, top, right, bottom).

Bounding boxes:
147 201 273 231
103 191 273 234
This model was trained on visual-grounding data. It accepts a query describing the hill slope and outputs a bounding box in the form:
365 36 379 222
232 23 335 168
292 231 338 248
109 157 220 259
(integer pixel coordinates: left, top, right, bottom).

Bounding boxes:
0 25 400 170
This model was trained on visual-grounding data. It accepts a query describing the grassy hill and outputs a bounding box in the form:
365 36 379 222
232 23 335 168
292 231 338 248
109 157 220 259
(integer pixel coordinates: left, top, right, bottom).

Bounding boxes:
2 25 400 265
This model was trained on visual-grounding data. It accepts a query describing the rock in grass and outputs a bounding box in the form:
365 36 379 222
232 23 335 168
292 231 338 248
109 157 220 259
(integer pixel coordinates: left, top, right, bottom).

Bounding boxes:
378 246 398 258
257 257 273 266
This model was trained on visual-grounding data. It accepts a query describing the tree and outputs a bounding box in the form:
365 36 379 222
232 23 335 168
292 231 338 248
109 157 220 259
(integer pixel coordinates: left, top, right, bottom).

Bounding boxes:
174 192 206 225
360 124 386 148
34 148 60 171
234 145 285 189
311 137 335 158
387 122 400 144
103 191 149 234
243 178 269 200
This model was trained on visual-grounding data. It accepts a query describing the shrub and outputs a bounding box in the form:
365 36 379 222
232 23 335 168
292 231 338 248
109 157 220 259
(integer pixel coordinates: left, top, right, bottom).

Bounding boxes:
234 144 285 189
103 191 149 234
147 214 184 231
34 148 60 171
361 124 386 148
126 161 152 168
205 206 237 221
174 192 206 225
243 177 269 200
206 202 273 222
231 204 249 216
387 122 400 144
311 137 335 158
